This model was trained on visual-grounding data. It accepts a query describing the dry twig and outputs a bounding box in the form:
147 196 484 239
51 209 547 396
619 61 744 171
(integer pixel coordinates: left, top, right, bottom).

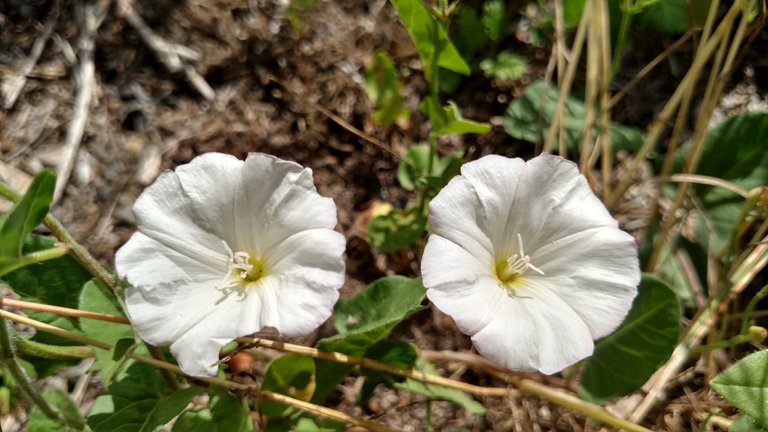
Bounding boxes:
117 0 215 101
54 0 110 204
2 1 60 110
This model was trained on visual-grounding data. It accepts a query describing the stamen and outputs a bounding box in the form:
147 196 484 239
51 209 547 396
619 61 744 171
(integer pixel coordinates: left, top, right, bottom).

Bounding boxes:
506 234 545 276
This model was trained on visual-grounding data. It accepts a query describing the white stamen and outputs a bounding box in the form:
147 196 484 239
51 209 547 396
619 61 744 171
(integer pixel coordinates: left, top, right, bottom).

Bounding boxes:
506 234 545 276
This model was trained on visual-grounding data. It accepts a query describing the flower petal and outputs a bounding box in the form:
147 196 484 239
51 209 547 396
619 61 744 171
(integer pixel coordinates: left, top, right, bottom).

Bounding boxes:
174 153 243 243
531 226 640 338
233 154 338 253
472 280 594 375
131 161 230 272
502 154 617 253
423 235 498 335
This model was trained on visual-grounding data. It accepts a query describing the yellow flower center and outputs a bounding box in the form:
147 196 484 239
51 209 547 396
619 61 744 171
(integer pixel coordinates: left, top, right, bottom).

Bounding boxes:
219 242 267 292
494 234 544 288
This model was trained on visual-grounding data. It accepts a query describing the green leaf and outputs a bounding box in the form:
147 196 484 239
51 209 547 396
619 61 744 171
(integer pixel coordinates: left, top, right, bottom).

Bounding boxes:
503 79 644 153
91 399 157 432
481 0 506 41
364 51 410 127
79 280 132 385
313 276 425 403
678 112 768 254
28 388 84 432
396 144 464 192
88 388 202 432
142 387 203 431
562 0 585 26
107 361 163 402
579 275 680 403
395 358 485 414
359 340 419 402
367 207 424 253
712 350 768 428
638 0 691 34
453 7 488 60
389 0 471 76
172 409 215 432
421 98 491 136
260 355 316 417
730 415 768 432
479 51 527 81
2 235 91 373
209 385 253 432
332 276 425 335
0 169 55 266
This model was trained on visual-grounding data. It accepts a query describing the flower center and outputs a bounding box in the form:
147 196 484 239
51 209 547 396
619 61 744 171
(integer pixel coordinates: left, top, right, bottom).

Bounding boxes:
495 234 544 286
220 242 267 292
230 251 266 282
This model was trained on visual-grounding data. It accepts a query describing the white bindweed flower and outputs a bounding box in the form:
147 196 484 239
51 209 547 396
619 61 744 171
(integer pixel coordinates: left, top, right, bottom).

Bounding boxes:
115 153 345 377
422 153 640 374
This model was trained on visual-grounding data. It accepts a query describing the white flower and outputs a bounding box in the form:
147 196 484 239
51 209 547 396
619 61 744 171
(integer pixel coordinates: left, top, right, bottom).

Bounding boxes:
421 153 640 374
115 153 345 376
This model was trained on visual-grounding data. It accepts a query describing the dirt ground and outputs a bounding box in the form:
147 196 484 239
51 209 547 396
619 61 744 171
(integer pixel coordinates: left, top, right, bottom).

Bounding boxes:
1 0 763 430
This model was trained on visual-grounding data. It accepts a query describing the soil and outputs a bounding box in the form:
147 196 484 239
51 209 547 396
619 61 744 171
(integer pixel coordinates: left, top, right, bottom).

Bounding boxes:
1 0 763 430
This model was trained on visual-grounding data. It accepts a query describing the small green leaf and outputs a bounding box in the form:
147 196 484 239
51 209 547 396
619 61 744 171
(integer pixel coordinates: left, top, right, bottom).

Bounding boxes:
28 388 84 432
260 354 316 417
367 207 424 253
712 350 768 428
503 79 644 153
0 169 55 265
395 358 485 414
481 0 506 41
421 98 491 136
365 51 410 127
389 0 471 76
397 145 433 191
79 280 132 385
579 275 680 403
479 51 527 81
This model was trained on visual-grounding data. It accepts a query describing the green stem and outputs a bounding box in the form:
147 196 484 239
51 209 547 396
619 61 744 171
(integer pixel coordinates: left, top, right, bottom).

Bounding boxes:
0 245 69 278
740 284 768 335
15 336 93 360
689 326 767 354
0 319 82 429
611 0 633 79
